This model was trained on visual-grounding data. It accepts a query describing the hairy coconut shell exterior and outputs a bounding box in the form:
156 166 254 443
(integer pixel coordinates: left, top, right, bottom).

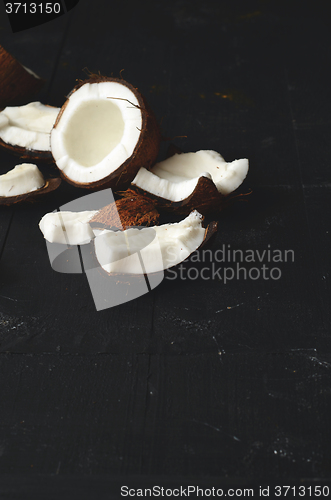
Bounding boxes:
0 177 61 206
52 76 161 191
0 45 45 109
90 189 159 230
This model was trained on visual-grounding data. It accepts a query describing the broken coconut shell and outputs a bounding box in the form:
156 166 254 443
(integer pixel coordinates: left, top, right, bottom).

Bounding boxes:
131 149 249 216
0 45 45 109
90 188 159 230
51 75 161 191
132 175 223 216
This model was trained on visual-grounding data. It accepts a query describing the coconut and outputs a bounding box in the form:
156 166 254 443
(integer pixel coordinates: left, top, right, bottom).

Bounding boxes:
0 45 45 109
51 76 161 191
0 163 61 206
0 102 60 162
94 210 217 275
131 150 249 215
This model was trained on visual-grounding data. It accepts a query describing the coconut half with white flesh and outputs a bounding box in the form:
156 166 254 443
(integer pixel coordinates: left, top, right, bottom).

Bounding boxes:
0 102 60 162
94 210 218 275
0 163 61 206
132 150 249 215
0 45 45 109
51 76 161 191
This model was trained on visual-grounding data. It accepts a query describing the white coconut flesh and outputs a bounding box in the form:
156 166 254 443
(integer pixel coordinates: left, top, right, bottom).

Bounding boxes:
132 150 249 202
0 102 60 151
39 210 98 245
0 163 45 197
95 210 206 274
51 82 143 184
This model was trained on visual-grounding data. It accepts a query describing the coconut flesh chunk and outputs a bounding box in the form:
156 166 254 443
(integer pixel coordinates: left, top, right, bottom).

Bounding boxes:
132 150 249 202
39 210 98 245
0 102 60 152
0 163 45 197
95 210 206 275
51 81 143 185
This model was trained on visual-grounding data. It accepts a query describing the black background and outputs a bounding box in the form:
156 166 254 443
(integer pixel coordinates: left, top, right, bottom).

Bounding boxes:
3 0 65 33
0 0 330 497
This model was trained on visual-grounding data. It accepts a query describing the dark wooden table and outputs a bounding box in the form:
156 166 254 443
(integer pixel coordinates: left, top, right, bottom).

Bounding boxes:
1 1 330 498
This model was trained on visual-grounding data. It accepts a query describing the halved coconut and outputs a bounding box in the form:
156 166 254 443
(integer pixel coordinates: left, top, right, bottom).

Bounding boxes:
0 163 61 206
51 76 161 191
94 210 217 275
0 45 45 108
132 150 249 215
0 102 60 162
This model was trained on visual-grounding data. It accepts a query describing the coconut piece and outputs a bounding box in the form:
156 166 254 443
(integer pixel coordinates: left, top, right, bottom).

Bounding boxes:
94 210 217 275
51 76 161 190
132 150 249 215
39 210 98 245
0 45 45 109
0 163 44 197
0 102 60 162
0 177 61 206
90 188 159 230
0 163 61 206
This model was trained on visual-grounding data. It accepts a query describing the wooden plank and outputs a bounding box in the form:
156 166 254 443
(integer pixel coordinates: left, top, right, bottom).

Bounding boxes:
0 352 149 474
1 351 330 481
303 186 331 347
150 186 323 354
143 351 331 479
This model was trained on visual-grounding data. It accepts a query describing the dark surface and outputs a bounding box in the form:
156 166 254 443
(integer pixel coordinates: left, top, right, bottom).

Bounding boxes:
0 0 330 497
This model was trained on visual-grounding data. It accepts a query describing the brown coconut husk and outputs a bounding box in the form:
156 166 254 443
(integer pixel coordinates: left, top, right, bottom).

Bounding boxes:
0 45 45 109
90 188 160 230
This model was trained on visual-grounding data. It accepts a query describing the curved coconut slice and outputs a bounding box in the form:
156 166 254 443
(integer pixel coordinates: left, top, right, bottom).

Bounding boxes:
0 163 61 206
0 163 44 197
0 45 45 109
94 210 217 275
51 76 161 190
39 210 98 245
0 177 61 206
132 150 249 215
0 102 60 162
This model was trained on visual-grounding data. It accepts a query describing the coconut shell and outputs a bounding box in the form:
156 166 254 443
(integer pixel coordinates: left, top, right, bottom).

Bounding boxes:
0 177 61 206
0 45 45 109
52 76 161 191
132 145 250 216
0 136 54 163
131 177 227 216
